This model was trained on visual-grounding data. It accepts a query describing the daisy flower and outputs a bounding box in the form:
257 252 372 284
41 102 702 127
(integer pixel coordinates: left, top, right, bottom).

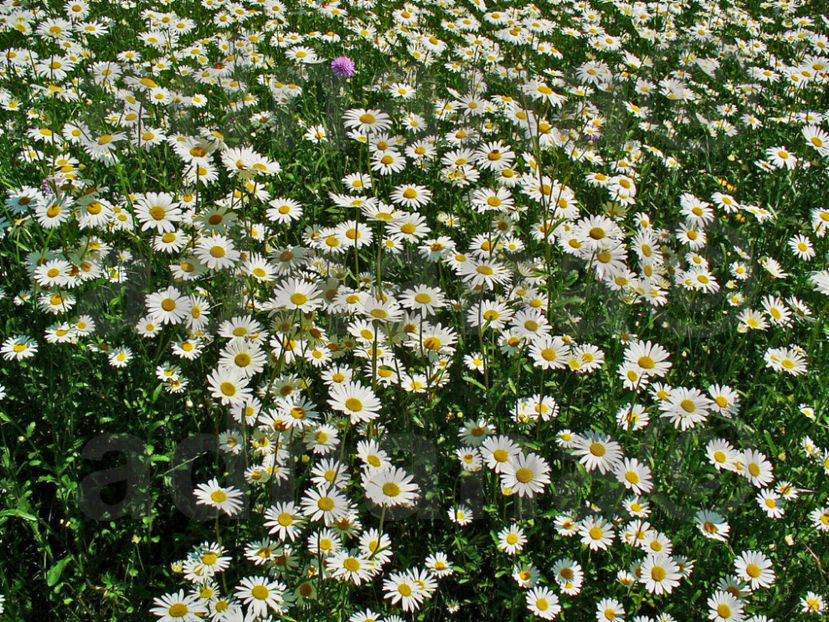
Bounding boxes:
765 145 797 169
145 286 189 325
264 501 305 541
614 458 653 495
708 590 744 621
735 550 775 589
234 576 286 617
572 432 623 474
764 346 807 375
695 510 730 542
500 452 551 497
525 586 561 620
343 108 392 135
218 339 266 378
448 504 473 526
383 570 427 612
195 234 240 270
529 335 569 370
364 467 419 508
328 381 381 424
108 347 133 368
596 598 625 621
579 515 615 551
133 192 181 233
300 487 349 525
370 150 407 175
193 478 244 516
801 591 826 614
1 335 38 360
270 278 323 313
624 340 672 377
390 183 432 208
788 234 815 260
206 367 252 407
497 524 527 555
425 552 453 578
150 590 206 621
659 387 713 430
326 550 373 585
641 553 681 595
267 197 303 224
481 435 521 473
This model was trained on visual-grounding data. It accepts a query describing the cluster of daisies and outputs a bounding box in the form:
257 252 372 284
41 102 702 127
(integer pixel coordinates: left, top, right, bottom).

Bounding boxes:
0 0 828 618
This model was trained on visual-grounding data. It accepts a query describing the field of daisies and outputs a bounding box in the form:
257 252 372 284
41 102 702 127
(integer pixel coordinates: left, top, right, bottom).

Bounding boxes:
1 0 829 619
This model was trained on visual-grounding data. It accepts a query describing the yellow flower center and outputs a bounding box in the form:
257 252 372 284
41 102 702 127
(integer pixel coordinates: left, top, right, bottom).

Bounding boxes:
251 585 269 600
168 603 189 617
382 482 401 497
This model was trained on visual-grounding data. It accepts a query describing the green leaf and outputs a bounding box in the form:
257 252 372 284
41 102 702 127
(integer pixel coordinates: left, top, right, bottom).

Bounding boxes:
763 430 778 455
0 508 38 522
151 382 164 403
462 375 486 391
46 557 72 587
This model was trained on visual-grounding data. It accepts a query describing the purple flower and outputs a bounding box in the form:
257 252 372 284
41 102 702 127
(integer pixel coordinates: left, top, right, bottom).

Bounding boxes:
330 56 355 78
